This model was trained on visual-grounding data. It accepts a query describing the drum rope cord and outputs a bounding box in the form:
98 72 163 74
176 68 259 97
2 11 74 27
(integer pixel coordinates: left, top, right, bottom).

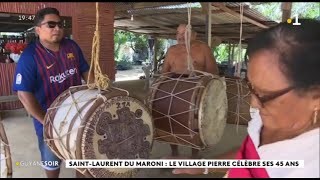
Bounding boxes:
152 73 212 86
47 97 98 110
235 79 242 132
0 123 12 175
153 130 202 149
149 73 208 150
154 131 202 150
44 107 90 175
225 78 251 128
167 75 185 143
0 125 11 160
226 79 241 128
185 3 194 72
45 115 82 160
0 155 10 160
0 140 9 147
0 140 10 161
87 2 111 91
111 86 130 96
150 75 206 106
43 77 133 175
44 90 90 165
183 3 220 78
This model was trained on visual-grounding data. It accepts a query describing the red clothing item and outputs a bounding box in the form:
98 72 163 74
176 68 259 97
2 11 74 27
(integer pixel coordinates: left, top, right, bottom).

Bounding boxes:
228 135 270 178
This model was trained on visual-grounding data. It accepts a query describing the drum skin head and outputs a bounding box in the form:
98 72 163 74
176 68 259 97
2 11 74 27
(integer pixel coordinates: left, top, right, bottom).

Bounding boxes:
199 77 228 147
44 86 154 178
78 96 153 178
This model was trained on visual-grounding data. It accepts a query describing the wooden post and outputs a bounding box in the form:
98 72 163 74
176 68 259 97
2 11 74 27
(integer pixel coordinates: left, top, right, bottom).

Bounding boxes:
207 3 212 47
227 41 231 68
230 44 235 69
281 2 292 22
204 3 212 46
153 37 158 73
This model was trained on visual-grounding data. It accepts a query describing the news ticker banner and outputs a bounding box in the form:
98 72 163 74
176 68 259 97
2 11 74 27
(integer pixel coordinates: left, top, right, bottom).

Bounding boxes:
65 160 304 169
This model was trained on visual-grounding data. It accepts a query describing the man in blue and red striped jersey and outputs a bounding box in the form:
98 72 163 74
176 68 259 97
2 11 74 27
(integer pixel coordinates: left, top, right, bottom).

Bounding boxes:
13 7 92 178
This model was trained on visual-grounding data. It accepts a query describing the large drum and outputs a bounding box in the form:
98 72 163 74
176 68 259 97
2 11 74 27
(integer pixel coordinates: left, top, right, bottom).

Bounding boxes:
147 73 228 150
44 85 153 178
0 121 12 178
225 77 251 125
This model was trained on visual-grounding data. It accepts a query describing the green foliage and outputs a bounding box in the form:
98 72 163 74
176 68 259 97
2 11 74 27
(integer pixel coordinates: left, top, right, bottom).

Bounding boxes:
293 2 320 19
116 55 132 70
155 38 167 60
212 2 319 65
128 33 148 53
213 44 229 63
127 33 148 63
251 3 282 22
114 30 128 60
213 44 247 64
115 28 170 68
252 2 320 22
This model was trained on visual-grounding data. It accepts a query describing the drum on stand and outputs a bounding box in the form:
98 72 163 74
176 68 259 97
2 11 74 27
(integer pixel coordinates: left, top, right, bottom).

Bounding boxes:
44 85 154 178
0 121 12 178
225 77 251 125
147 73 228 150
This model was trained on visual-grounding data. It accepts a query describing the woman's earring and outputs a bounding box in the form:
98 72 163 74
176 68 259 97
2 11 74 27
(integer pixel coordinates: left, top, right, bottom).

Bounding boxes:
314 108 318 125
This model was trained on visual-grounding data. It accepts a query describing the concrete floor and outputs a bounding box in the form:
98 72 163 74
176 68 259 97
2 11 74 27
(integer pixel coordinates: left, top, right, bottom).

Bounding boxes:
115 65 145 82
1 109 247 178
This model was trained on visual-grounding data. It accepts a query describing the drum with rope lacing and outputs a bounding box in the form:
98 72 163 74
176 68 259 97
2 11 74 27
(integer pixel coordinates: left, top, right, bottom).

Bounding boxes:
225 76 251 125
44 85 154 178
147 72 228 150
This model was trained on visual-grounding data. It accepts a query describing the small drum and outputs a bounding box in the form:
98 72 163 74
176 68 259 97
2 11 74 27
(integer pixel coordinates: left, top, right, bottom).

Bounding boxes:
0 122 12 178
225 77 251 125
147 73 228 150
44 85 153 178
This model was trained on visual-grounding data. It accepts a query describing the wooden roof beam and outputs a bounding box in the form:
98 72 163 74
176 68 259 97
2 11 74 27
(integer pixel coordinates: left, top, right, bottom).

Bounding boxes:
212 3 268 29
132 16 177 33
200 2 209 14
201 3 249 14
281 2 292 22
115 27 159 36
115 2 183 13
132 2 183 10
211 6 249 14
115 2 185 12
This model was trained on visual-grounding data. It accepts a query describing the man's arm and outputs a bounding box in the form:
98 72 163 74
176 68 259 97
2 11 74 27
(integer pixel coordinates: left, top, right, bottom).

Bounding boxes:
12 53 45 124
204 45 219 75
17 91 46 124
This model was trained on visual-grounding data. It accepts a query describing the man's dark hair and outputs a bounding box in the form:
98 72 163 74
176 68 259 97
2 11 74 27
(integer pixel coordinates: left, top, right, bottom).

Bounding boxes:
34 7 60 26
247 19 320 92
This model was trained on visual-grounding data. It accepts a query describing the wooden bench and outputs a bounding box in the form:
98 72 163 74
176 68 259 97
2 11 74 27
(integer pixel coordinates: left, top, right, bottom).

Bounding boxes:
0 95 19 103
0 95 30 120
